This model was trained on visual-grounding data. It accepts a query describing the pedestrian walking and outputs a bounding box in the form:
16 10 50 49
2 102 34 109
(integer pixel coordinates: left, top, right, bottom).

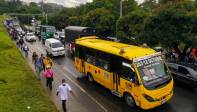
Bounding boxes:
43 66 54 91
19 38 24 50
34 55 43 79
56 79 74 112
43 56 53 70
32 52 37 64
40 54 45 71
23 44 29 57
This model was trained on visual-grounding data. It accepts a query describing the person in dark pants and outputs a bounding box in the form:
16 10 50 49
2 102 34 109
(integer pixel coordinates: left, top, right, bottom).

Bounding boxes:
56 79 74 112
43 66 54 90
40 54 45 71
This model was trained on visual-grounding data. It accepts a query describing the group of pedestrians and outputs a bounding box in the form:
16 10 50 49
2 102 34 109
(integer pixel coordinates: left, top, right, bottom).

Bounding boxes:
7 23 74 112
31 52 74 112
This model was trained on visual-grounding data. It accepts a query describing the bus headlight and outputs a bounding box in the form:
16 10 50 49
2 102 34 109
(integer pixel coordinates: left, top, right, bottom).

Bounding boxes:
143 94 155 102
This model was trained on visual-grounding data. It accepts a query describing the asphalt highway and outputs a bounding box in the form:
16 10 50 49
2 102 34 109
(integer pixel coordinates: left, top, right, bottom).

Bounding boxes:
26 40 197 112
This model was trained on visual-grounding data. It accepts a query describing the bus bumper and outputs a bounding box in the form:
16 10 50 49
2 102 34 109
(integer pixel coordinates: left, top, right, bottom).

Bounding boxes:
139 91 173 110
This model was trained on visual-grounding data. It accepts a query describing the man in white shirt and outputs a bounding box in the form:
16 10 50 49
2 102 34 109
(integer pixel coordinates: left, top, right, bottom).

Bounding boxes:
57 79 74 112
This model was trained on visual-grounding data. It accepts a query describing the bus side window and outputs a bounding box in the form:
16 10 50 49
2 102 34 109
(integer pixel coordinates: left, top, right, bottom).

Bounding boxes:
95 58 110 71
121 66 135 81
95 51 110 71
86 55 96 65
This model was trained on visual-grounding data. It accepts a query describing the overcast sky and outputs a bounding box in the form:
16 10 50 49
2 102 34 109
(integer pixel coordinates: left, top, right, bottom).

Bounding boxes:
20 0 144 7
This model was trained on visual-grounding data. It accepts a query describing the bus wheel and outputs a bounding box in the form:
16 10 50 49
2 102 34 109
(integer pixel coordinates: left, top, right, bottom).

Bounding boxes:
124 93 135 108
87 73 94 82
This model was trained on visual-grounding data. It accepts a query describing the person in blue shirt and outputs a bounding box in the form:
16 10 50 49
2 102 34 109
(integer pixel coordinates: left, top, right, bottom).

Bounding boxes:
34 55 43 79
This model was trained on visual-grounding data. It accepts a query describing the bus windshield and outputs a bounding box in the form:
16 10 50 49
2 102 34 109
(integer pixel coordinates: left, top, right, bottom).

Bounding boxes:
134 55 171 89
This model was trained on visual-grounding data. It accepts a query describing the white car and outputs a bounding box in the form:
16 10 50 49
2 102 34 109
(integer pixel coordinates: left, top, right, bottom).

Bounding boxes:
25 32 36 42
45 38 65 57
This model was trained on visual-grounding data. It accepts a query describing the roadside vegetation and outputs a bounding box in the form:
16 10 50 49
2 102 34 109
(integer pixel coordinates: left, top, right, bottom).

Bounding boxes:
0 16 57 112
0 0 196 61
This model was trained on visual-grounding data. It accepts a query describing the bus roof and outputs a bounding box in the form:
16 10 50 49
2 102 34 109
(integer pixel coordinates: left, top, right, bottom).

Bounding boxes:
76 36 156 60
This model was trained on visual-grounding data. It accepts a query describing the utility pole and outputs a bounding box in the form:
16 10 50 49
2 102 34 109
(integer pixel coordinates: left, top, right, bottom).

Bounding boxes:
45 13 48 25
120 0 123 17
120 0 128 18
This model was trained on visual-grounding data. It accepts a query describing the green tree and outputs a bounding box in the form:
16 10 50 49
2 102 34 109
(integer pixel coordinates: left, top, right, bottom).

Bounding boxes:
142 1 197 61
82 8 116 36
116 10 148 43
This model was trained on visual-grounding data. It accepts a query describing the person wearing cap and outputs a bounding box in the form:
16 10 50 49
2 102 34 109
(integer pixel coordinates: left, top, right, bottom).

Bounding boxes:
56 79 74 112
43 66 54 91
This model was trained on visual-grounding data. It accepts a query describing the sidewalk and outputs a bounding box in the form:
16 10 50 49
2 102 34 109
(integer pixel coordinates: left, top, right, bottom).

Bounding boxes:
17 41 106 112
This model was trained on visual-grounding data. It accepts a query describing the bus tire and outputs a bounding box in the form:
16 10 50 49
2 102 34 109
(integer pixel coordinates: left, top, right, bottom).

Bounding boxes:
124 93 136 108
87 73 94 82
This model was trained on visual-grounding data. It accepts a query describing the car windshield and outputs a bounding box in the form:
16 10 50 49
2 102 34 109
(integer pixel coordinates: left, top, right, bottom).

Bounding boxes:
135 55 171 89
46 27 56 33
52 42 63 48
27 33 34 36
59 33 65 37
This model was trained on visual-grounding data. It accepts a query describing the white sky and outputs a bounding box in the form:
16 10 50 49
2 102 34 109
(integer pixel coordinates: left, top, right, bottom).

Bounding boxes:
20 0 144 7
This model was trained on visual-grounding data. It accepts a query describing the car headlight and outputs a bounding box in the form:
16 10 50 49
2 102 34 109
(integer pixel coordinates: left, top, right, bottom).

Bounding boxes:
143 94 155 102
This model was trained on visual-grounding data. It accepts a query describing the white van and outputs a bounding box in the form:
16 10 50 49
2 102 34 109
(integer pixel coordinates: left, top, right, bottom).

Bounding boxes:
45 38 65 57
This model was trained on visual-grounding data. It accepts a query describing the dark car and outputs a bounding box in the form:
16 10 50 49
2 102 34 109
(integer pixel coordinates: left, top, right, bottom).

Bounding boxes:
167 63 197 89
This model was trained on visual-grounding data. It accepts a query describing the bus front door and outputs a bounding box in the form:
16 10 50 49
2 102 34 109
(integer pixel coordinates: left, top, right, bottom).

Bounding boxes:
112 73 121 96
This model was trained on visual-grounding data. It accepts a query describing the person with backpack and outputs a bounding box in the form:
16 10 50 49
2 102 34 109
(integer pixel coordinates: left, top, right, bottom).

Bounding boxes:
56 79 74 112
23 44 29 57
43 66 54 91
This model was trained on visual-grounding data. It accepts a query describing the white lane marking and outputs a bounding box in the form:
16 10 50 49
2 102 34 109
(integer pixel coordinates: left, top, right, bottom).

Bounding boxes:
62 66 79 78
53 65 108 112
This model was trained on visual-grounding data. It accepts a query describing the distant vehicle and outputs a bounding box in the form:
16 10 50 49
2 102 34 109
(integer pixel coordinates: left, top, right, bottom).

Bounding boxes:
14 26 25 35
54 31 65 39
54 31 65 44
45 38 65 57
64 26 97 43
106 36 120 42
35 25 42 36
40 25 56 44
75 36 173 109
25 32 36 42
167 63 197 89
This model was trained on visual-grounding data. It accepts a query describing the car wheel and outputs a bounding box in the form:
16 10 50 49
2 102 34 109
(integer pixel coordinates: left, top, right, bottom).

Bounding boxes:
124 93 136 108
87 73 94 82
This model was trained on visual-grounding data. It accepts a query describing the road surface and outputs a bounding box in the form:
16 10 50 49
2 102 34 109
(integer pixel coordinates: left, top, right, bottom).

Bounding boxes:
25 40 197 112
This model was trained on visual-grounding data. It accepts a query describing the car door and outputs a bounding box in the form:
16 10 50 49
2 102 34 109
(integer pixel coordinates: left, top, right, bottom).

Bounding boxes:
177 66 193 85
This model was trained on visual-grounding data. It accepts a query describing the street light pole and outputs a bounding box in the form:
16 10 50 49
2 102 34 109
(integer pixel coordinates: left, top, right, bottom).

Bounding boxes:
120 0 123 17
120 0 128 18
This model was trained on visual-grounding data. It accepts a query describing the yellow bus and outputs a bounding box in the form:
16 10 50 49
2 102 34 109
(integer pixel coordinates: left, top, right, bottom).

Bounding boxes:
74 36 173 109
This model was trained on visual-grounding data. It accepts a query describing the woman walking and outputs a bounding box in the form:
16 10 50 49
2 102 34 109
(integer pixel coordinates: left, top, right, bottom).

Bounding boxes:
43 66 54 91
